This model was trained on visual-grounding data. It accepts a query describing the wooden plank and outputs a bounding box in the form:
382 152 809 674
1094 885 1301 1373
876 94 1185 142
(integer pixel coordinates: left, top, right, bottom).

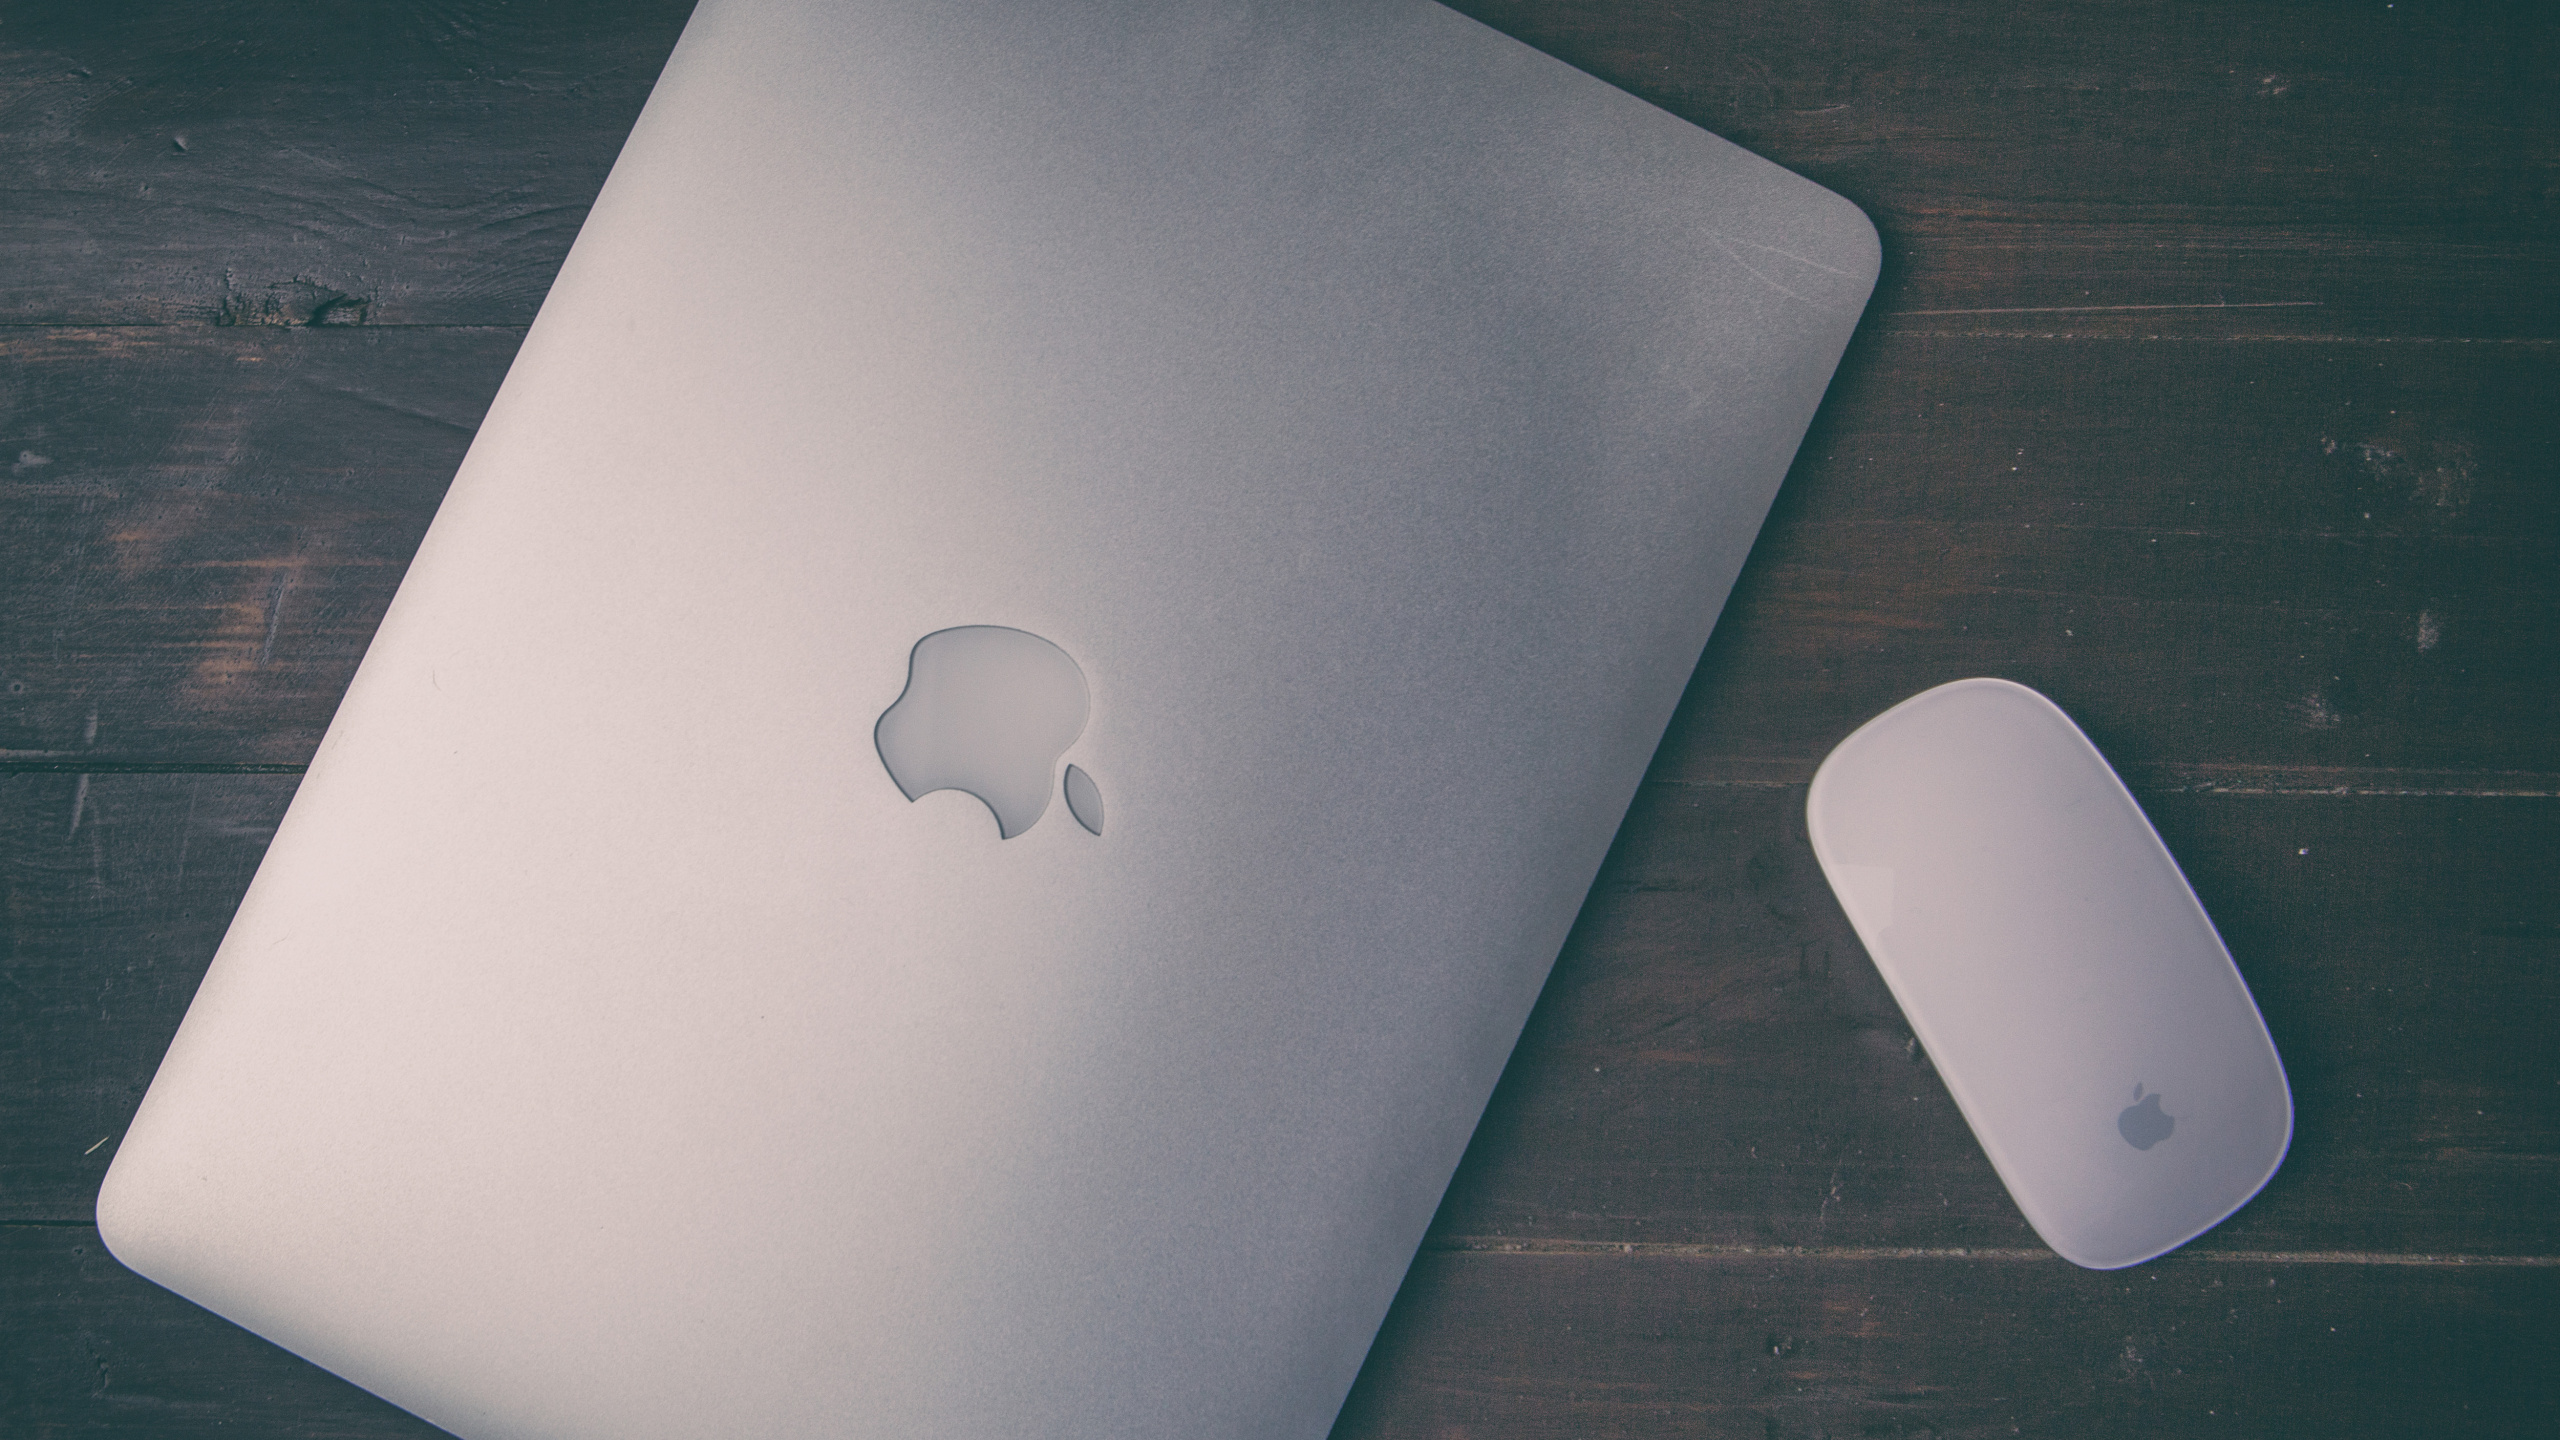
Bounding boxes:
1 2 2553 335
0 774 298 1222
1430 784 2560 1259
5 5 2552 1435
8 776 2554 1261
0 327 511 766
7 1224 2548 1439
0 0 693 328
1449 0 2560 340
7 328 2551 776
1336 1249 2560 1438
0 1223 446 1439
1659 330 2560 786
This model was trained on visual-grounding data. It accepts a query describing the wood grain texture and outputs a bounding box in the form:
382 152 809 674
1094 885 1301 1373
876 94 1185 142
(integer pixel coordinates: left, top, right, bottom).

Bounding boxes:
5 0 2558 1436
1664 331 2560 785
1434 784 2560 1258
0 0 694 328
1336 1249 2560 1439
1444 0 2560 339
4 1 2551 334
0 328 508 765
8 1226 2551 1440
1 1224 446 1439
0 774 299 1222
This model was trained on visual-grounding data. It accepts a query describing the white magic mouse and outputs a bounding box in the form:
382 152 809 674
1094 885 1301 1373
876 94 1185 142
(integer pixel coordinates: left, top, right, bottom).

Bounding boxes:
1806 678 2291 1268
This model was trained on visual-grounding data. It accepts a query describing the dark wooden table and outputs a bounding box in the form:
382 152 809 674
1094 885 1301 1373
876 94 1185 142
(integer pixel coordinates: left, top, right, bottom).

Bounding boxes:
5 2 2554 1435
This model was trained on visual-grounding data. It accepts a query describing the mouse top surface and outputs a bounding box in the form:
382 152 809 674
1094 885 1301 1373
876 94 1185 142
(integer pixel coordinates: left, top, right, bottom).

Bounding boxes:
1806 678 2291 1269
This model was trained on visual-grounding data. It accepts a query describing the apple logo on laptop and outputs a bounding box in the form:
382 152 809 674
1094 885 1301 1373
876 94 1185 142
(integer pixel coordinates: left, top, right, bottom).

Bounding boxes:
874 626 1104 838
2117 1083 2174 1151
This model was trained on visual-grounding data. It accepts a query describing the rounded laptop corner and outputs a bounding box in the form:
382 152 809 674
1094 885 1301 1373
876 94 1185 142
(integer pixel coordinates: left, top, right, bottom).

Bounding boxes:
94 1140 171 1281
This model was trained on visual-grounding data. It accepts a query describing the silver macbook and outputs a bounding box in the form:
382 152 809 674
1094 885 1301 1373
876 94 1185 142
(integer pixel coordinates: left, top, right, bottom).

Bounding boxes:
99 2 1876 1436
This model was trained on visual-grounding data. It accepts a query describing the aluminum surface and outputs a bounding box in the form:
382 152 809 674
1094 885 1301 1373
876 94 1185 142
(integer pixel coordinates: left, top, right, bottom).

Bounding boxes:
101 2 1878 1435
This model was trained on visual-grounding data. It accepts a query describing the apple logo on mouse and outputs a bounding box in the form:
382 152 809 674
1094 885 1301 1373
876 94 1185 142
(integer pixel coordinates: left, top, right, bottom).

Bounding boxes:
2117 1083 2174 1151
874 626 1104 838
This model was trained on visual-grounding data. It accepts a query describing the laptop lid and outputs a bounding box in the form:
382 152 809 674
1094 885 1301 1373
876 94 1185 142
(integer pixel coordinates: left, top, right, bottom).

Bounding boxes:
99 2 1876 1436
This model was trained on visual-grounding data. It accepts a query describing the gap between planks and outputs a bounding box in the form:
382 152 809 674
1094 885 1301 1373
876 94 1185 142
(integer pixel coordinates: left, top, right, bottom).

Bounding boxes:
1887 301 2327 315
1 322 2551 346
4 1220 2546 1269
1649 771 2560 799
9 762 2555 798
1424 1237 2560 1267
0 758 307 775
0 322 533 332
1875 330 2558 345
